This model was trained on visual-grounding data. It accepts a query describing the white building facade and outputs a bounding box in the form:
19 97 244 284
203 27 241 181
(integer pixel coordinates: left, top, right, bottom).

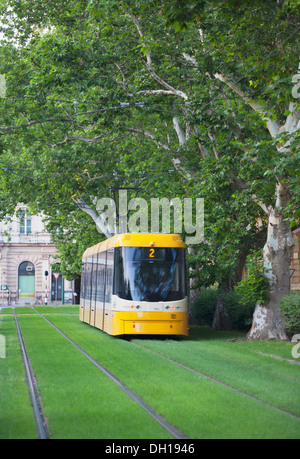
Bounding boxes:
0 205 74 306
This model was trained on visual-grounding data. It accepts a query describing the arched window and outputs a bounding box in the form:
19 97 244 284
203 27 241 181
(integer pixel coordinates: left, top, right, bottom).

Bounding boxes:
18 262 35 298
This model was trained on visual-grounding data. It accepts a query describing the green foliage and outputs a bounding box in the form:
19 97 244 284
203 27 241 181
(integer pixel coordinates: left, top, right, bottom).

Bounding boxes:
223 290 255 330
235 252 270 306
279 293 300 338
45 209 102 279
0 0 299 295
191 288 219 325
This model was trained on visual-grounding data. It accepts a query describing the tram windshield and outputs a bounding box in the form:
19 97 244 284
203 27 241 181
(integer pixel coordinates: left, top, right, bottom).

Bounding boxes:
114 247 186 302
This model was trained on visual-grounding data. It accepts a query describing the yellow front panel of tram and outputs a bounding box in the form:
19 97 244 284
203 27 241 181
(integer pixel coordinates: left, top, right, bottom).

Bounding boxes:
106 311 189 336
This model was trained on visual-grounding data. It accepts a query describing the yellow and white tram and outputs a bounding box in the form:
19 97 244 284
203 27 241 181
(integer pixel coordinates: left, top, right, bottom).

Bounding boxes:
80 233 188 336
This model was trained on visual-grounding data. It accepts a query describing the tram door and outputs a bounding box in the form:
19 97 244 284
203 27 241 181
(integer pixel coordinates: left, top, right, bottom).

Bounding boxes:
51 273 62 302
103 248 114 333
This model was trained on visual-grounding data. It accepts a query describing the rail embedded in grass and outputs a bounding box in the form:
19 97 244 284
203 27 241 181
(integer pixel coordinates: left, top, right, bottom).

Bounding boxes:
130 340 300 421
15 313 175 439
129 327 300 419
13 310 49 440
33 308 188 440
6 308 300 439
0 315 38 439
42 314 300 439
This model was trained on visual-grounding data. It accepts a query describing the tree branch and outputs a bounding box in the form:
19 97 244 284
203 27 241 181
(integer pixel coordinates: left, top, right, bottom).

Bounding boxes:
127 127 170 150
74 197 114 238
251 194 271 215
129 13 189 101
128 89 178 97
0 117 73 133
215 73 281 138
46 133 108 147
281 102 300 135
173 117 186 146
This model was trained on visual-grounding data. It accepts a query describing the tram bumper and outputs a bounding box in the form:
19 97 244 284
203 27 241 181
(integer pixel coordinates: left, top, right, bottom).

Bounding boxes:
110 311 189 336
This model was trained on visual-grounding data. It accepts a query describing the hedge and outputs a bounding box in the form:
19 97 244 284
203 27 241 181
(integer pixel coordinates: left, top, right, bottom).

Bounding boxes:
191 289 255 330
279 293 300 338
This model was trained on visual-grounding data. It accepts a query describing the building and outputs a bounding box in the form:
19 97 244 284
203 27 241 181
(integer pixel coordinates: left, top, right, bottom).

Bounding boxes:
0 205 74 306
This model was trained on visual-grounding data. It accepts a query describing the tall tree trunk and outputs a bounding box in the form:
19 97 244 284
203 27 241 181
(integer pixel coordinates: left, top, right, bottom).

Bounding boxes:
247 184 294 340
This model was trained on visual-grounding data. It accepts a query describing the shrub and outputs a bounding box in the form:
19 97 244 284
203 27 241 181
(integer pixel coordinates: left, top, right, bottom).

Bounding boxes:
223 291 255 330
191 289 255 330
279 293 300 338
191 289 219 326
235 251 269 306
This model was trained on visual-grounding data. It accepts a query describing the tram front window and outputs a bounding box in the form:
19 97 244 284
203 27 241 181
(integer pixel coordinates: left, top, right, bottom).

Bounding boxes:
114 247 186 302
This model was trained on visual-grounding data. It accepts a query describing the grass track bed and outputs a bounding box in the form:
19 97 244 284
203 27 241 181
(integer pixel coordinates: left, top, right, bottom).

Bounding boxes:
1 307 300 439
12 314 171 439
132 327 300 418
45 314 300 439
0 315 37 439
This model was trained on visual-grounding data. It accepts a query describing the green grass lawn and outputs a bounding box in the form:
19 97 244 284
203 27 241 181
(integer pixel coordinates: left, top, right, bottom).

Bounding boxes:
133 327 300 417
1 307 299 439
46 314 300 439
0 315 37 439
10 314 171 439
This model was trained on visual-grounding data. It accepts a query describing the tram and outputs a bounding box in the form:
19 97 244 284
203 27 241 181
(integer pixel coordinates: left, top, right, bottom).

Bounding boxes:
80 233 188 336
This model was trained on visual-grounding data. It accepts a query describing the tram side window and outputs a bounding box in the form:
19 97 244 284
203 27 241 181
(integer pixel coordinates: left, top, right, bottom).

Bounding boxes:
85 257 93 306
91 254 98 303
97 253 106 303
81 261 86 306
105 248 114 304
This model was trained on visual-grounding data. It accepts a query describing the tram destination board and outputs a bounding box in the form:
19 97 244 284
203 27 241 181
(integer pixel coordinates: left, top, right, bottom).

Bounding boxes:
131 247 175 261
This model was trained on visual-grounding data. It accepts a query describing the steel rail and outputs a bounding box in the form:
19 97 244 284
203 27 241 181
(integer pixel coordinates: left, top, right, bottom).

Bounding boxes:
13 309 49 439
33 309 189 440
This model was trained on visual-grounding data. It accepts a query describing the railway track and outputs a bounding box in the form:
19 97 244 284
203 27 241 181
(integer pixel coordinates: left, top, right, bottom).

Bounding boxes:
31 308 189 440
12 307 299 439
129 341 300 422
13 309 49 440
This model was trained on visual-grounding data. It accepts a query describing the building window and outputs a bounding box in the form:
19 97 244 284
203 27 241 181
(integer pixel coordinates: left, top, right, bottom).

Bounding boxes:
20 211 32 235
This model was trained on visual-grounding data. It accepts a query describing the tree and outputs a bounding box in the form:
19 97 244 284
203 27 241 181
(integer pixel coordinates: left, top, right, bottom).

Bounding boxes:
158 0 300 339
0 0 299 339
